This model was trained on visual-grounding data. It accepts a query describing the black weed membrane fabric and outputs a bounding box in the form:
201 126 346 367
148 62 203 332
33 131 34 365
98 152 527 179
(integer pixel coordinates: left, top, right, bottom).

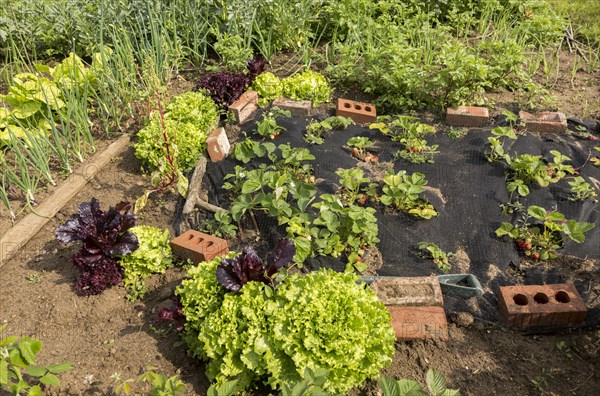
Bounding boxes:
202 111 600 324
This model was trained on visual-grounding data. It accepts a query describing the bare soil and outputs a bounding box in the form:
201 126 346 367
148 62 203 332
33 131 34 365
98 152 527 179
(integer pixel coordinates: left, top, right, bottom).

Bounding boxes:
1 49 600 395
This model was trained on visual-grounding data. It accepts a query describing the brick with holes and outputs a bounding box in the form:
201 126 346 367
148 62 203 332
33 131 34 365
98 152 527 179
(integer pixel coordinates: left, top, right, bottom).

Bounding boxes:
336 98 377 124
497 283 587 328
170 230 229 263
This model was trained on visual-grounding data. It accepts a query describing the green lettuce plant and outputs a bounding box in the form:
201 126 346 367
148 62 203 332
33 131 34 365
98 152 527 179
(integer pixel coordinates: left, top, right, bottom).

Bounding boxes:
252 72 284 106
120 226 173 301
134 91 219 173
176 263 395 395
282 70 332 106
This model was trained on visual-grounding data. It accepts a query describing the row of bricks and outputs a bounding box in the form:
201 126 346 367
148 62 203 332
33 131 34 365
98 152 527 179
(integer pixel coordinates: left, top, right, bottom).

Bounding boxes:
446 106 567 133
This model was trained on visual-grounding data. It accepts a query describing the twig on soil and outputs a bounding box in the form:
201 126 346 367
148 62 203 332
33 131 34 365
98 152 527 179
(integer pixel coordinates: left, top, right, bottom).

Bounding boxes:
177 154 226 233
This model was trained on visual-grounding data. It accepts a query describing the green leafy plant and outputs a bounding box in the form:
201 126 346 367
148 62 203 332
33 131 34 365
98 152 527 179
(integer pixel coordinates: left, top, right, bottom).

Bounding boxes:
115 366 185 395
256 108 291 140
485 126 518 163
380 368 460 396
347 136 377 162
304 116 355 145
418 242 453 273
568 176 598 202
445 128 468 139
202 211 238 239
496 205 595 260
177 264 395 394
120 226 173 301
281 70 332 106
0 324 73 395
251 72 283 106
210 32 253 73
371 116 438 164
134 91 219 173
379 170 438 219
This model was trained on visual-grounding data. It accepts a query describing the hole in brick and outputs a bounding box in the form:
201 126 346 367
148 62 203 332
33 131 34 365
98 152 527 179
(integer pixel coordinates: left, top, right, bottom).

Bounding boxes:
206 241 214 247
354 104 362 110
195 238 205 244
534 293 549 304
187 234 194 240
365 106 372 112
344 102 351 109
555 291 570 303
513 294 528 306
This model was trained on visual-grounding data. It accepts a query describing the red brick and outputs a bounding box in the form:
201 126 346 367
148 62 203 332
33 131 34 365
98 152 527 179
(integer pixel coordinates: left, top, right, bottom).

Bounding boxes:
336 98 376 124
388 306 448 341
272 97 312 116
228 91 258 124
519 111 567 134
206 127 230 162
170 230 229 264
371 276 443 307
446 106 489 127
497 284 587 328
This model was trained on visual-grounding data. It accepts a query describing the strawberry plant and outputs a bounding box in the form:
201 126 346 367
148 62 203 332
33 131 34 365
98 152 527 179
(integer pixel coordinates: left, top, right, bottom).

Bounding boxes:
304 116 354 145
370 116 438 163
347 136 377 162
568 176 598 203
256 108 291 140
336 168 371 206
418 242 452 273
485 126 518 163
378 170 438 219
496 205 595 260
505 150 575 195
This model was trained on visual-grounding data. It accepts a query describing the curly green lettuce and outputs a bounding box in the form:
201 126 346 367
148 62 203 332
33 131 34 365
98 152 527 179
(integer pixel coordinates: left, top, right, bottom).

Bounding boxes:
251 72 283 106
134 91 219 172
120 226 173 300
269 269 395 393
177 263 394 394
282 70 333 106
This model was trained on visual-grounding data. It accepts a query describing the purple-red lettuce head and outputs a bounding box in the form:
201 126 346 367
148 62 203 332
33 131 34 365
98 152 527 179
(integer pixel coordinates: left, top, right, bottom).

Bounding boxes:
55 198 139 296
216 238 295 292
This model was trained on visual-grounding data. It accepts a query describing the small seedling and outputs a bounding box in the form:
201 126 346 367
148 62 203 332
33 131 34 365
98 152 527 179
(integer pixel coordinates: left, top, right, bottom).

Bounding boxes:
418 242 453 273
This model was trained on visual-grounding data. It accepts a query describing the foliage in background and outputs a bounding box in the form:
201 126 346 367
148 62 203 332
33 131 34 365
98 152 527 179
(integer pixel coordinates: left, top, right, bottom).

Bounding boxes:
55 198 138 295
0 324 73 395
120 226 173 301
177 259 395 394
549 0 600 45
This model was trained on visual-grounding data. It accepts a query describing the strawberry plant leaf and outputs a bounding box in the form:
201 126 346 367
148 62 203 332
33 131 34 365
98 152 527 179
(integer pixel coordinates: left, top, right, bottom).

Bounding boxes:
46 362 74 374
0 359 8 386
26 365 47 377
39 373 60 387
